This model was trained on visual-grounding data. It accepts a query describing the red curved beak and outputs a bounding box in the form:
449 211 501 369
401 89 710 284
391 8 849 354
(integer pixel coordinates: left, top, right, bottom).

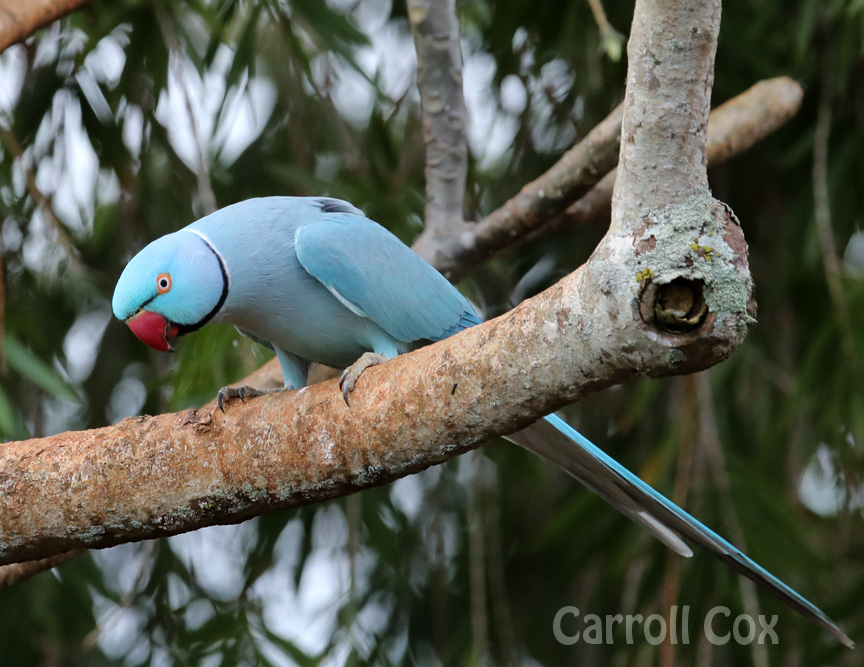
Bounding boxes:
126 310 179 352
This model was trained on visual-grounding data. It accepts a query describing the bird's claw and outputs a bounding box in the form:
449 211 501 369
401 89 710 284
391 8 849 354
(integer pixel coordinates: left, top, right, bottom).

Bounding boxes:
338 353 388 407
216 385 257 412
338 369 355 406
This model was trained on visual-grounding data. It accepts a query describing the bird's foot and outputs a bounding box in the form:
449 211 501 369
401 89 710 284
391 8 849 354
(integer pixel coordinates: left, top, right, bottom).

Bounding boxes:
339 353 388 406
217 385 285 412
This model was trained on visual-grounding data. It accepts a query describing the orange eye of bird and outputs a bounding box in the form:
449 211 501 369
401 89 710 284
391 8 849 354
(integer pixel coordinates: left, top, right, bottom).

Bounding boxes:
156 273 172 294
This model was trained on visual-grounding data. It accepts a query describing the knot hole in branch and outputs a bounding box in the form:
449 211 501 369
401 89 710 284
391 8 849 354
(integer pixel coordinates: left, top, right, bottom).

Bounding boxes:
639 278 708 337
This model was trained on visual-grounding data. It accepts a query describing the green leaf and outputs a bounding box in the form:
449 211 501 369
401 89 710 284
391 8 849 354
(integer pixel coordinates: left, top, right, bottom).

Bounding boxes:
0 383 28 440
4 335 78 402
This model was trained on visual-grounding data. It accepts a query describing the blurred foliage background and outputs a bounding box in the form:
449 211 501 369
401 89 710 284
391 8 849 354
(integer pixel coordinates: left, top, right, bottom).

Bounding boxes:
0 0 863 665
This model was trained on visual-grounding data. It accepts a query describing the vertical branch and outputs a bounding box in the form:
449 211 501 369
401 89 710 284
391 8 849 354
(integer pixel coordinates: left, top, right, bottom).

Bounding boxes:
0 245 5 371
697 373 770 667
345 492 361 646
812 53 858 370
484 467 519 667
605 0 752 352
427 473 450 661
612 0 720 229
468 452 489 667
586 0 615 37
661 375 698 667
406 0 468 236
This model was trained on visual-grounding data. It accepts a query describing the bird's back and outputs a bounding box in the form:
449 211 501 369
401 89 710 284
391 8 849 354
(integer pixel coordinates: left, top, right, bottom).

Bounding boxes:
186 197 476 369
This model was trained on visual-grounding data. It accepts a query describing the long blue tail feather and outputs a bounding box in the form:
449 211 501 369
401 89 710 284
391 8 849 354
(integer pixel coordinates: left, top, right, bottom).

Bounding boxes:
505 413 853 648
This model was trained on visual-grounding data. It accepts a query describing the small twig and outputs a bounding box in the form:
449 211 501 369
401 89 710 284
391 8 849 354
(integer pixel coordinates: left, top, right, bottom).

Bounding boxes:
484 463 519 667
697 372 770 667
661 376 699 667
812 53 858 372
406 0 468 236
414 104 623 278
0 549 82 587
585 0 624 62
586 0 614 35
468 451 489 667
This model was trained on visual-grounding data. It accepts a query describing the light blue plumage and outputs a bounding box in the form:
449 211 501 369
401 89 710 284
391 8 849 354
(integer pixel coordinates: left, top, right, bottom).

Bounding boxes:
112 196 852 648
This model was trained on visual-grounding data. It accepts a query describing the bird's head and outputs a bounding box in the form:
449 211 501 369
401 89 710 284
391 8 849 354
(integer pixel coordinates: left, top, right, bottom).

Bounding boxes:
112 230 229 352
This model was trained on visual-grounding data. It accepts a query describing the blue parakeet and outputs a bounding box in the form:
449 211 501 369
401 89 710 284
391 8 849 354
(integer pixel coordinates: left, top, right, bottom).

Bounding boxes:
113 197 852 647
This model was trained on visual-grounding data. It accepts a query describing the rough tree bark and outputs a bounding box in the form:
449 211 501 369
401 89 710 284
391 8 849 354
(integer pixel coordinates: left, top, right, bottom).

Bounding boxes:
0 0 93 51
415 104 624 278
606 0 752 353
2 0 750 569
406 0 468 236
0 0 800 287
419 77 802 280
516 77 803 249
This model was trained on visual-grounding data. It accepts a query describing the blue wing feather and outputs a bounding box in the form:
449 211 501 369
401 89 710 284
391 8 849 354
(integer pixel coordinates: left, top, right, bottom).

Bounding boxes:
295 213 480 344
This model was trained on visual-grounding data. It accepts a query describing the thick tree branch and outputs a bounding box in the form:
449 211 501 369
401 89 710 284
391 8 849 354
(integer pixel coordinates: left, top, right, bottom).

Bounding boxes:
0 0 93 52
0 0 799 284
0 355 287 584
406 0 468 235
1 0 750 574
607 0 750 345
614 0 719 217
414 104 624 277
417 76 802 281
1 224 749 566
700 76 803 164
536 77 804 238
